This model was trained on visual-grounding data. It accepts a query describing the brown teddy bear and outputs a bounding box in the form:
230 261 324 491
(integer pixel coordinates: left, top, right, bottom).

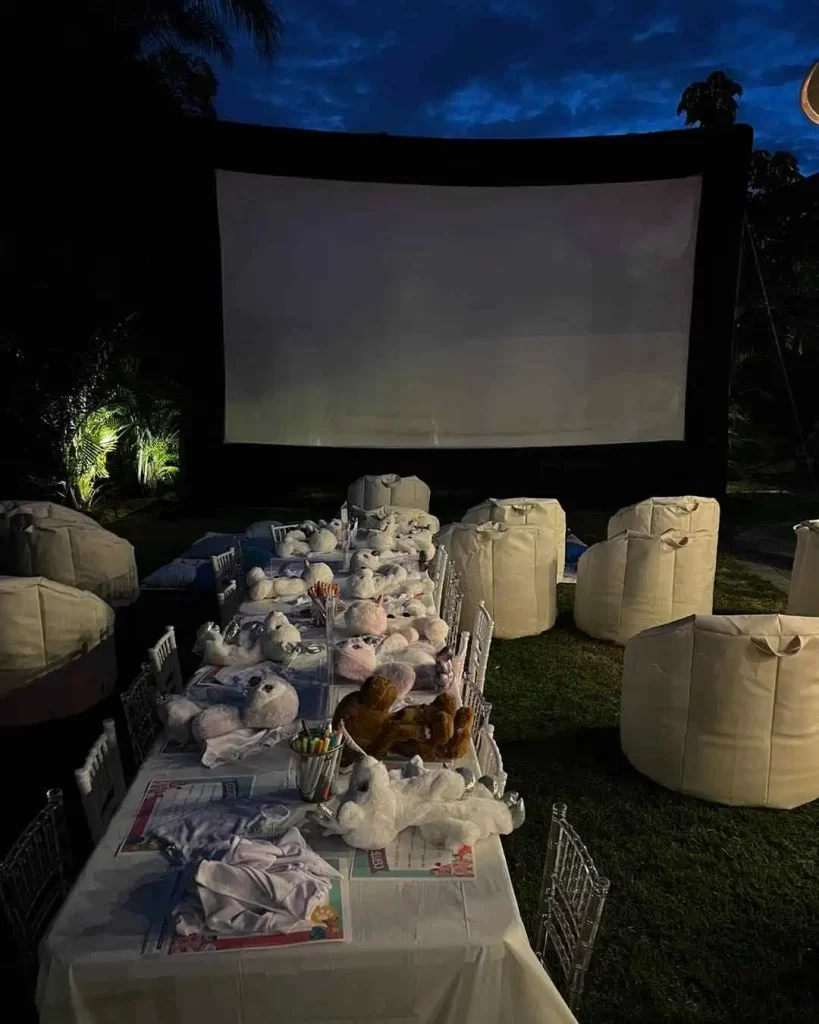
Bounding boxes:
332 676 473 764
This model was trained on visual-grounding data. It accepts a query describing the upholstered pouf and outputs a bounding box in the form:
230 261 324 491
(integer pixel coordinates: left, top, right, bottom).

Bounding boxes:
0 575 116 725
461 498 567 581
9 514 139 605
574 529 716 645
621 613 819 809
788 520 819 615
439 522 558 639
347 474 431 513
0 500 99 571
608 495 719 579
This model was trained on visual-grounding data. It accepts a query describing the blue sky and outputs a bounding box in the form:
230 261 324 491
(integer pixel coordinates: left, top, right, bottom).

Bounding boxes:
216 0 819 173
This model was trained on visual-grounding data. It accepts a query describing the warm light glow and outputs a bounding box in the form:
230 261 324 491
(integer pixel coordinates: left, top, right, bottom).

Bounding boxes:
800 62 819 126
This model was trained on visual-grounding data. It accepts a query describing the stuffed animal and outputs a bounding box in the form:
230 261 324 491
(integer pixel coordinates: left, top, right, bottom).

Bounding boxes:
385 614 449 651
276 530 311 558
159 674 299 751
245 567 309 602
375 661 416 700
344 598 388 636
308 528 338 554
317 755 525 852
348 564 408 600
334 637 378 682
302 561 334 589
332 676 473 763
243 675 300 730
413 646 457 693
195 624 264 668
350 548 382 572
262 611 302 662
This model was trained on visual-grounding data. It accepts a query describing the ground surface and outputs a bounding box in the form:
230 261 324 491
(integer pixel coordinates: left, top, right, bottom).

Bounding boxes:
98 495 817 1021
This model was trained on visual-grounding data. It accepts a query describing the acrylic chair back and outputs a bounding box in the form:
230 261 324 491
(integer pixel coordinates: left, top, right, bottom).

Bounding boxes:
75 719 126 844
466 600 495 694
0 789 72 987
440 563 464 652
430 546 449 614
462 676 493 745
217 579 240 628
534 802 610 1016
121 662 161 771
475 723 507 795
210 546 237 590
269 524 301 546
148 624 182 695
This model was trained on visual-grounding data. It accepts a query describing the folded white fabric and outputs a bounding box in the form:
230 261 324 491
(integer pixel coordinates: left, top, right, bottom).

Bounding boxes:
152 800 294 862
200 725 291 769
174 828 340 937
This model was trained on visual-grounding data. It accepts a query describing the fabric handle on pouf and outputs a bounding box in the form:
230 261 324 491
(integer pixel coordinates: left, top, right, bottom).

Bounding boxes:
750 635 807 657
659 530 689 549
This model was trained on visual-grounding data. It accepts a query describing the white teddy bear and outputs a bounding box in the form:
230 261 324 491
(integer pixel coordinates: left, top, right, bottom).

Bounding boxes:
276 530 311 558
262 611 302 661
348 563 407 599
245 566 308 602
308 528 338 554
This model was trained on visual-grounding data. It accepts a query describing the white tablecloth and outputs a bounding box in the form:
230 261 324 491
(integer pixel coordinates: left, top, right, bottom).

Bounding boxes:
38 694 576 1024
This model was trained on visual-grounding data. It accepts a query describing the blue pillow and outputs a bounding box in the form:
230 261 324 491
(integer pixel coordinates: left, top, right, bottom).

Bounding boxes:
142 558 210 589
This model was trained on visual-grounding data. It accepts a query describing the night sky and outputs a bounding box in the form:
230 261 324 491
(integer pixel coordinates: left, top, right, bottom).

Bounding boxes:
216 0 819 173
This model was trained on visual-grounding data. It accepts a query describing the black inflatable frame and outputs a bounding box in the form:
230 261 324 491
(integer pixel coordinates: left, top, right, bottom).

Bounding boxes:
179 121 752 509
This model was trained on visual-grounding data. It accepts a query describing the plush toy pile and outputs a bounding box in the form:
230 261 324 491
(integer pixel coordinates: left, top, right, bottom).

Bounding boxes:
276 520 344 559
317 754 525 852
334 599 453 692
158 672 300 752
196 612 305 668
332 675 472 761
245 561 334 602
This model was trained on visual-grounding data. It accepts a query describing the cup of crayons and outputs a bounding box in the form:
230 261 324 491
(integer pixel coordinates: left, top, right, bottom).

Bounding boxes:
290 720 345 803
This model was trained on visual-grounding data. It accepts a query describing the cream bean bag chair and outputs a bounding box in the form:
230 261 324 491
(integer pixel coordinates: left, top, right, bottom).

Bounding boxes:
621 613 819 809
788 520 819 615
9 515 139 605
574 529 716 645
608 495 719 577
462 498 567 581
347 474 431 513
0 575 115 725
439 522 558 639
0 500 99 570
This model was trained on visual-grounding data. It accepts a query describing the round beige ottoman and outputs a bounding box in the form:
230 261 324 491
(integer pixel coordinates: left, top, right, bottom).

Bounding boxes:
0 575 116 725
621 613 819 809
788 520 819 615
347 474 431 513
574 529 716 645
462 498 566 581
1 500 99 570
9 514 139 605
439 521 558 639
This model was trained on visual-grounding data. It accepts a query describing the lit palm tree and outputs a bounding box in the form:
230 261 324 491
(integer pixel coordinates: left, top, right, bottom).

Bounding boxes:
677 71 743 128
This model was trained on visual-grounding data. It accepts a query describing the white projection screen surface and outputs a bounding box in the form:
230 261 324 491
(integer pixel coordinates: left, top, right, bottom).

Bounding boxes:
217 171 702 448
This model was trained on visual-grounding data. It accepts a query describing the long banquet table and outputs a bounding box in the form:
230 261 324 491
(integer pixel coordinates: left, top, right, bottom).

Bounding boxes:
38 664 577 1024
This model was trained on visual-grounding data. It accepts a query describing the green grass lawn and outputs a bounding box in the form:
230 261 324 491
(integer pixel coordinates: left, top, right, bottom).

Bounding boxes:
110 500 819 1023
493 560 819 1024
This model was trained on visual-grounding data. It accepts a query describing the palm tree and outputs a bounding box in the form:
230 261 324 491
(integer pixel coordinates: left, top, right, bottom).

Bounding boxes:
677 71 743 128
3 0 283 120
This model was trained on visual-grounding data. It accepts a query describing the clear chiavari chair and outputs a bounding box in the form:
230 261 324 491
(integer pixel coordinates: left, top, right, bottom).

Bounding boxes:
0 789 72 988
533 802 611 1016
147 625 183 696
217 579 240 629
475 722 507 795
269 524 301 546
75 719 127 844
465 600 495 695
121 662 162 771
429 546 449 614
440 562 464 652
210 546 237 590
462 675 493 745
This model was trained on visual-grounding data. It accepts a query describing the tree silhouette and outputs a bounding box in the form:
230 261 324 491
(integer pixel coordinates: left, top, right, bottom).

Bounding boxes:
677 70 743 127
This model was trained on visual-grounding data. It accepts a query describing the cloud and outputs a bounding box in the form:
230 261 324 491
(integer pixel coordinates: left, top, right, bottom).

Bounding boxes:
216 0 819 172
